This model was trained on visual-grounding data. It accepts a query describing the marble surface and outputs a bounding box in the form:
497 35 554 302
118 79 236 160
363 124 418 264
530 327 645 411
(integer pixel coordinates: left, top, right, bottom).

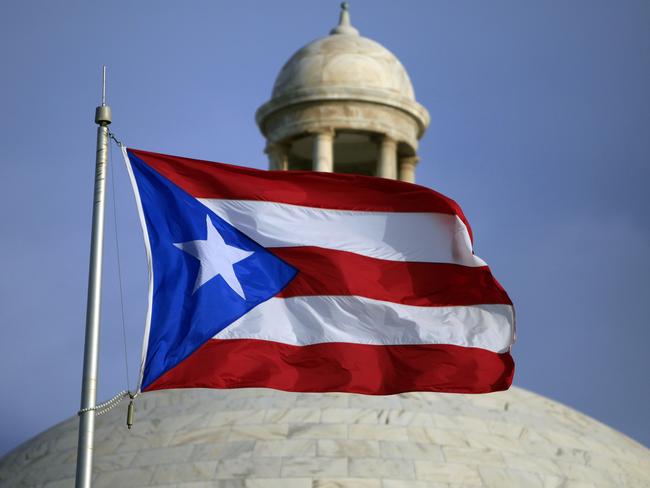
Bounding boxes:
1 387 649 487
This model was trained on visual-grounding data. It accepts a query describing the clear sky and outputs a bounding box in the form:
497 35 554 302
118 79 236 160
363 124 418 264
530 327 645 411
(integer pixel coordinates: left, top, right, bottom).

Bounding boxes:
1 0 648 456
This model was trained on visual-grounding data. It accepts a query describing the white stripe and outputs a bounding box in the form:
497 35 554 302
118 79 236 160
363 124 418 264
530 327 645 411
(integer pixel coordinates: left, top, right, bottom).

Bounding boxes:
121 146 154 393
199 199 486 266
214 296 514 353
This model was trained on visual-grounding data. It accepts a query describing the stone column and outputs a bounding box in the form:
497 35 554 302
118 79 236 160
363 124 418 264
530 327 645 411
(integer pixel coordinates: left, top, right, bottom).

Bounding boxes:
377 135 397 179
399 156 419 183
265 143 289 170
313 129 334 172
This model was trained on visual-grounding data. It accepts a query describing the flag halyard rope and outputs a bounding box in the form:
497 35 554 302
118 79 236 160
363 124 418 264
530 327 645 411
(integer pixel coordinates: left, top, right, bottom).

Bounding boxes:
108 134 132 393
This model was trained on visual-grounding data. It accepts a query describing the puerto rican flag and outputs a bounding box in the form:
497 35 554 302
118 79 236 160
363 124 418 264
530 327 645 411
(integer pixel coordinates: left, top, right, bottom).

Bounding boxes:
123 148 515 395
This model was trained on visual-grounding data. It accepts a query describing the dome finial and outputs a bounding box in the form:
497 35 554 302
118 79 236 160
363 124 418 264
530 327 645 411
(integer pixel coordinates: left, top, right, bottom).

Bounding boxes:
330 1 359 36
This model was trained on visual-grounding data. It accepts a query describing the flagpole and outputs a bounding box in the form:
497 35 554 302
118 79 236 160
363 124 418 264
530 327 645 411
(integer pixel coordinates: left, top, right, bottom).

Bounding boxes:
75 66 112 488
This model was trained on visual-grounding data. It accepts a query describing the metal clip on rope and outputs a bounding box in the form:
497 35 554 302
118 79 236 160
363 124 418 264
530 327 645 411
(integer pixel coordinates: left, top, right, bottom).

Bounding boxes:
108 130 123 147
126 392 136 429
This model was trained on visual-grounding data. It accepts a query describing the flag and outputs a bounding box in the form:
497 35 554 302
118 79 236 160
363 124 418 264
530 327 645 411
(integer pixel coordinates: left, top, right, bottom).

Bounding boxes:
123 148 515 395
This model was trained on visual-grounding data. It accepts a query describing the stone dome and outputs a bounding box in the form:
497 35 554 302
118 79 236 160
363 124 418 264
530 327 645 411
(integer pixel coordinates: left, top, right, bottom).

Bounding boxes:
271 30 416 103
2 387 649 487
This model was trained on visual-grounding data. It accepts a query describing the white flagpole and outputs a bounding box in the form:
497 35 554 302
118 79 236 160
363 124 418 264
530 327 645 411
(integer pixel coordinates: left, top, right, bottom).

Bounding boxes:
75 66 112 488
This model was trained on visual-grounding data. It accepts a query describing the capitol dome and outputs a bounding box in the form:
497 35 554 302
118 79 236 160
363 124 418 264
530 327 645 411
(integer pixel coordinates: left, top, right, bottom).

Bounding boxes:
1 387 649 487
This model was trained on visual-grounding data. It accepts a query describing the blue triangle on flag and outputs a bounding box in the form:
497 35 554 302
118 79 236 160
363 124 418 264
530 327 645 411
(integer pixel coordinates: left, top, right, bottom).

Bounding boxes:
127 151 297 390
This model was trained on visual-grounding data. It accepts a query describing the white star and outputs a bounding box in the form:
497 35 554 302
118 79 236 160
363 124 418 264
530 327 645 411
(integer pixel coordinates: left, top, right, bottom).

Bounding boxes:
173 215 254 298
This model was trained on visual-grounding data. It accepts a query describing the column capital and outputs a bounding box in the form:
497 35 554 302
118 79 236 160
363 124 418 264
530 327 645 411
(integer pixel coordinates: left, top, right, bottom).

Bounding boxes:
264 141 288 155
399 155 419 167
311 127 336 138
373 133 397 147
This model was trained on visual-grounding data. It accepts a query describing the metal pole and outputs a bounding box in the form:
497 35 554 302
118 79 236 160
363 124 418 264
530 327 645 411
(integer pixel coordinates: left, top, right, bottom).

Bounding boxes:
75 66 112 488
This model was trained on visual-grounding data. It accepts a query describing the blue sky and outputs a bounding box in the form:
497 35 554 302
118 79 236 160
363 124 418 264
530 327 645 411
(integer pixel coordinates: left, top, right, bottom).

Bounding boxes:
0 0 648 456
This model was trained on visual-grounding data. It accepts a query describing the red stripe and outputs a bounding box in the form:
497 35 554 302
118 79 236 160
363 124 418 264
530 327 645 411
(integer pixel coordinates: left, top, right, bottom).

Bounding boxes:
272 247 512 306
128 148 474 241
144 339 514 395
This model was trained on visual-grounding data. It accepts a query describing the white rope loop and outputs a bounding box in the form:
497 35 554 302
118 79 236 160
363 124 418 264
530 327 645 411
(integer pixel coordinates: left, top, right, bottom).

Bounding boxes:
78 390 138 417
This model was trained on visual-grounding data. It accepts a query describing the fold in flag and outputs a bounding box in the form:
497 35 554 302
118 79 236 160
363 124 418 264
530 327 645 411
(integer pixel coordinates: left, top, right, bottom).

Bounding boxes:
123 148 515 395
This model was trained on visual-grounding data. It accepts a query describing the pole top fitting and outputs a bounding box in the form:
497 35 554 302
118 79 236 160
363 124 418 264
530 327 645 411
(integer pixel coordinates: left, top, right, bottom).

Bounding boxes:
95 105 112 126
95 65 112 125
